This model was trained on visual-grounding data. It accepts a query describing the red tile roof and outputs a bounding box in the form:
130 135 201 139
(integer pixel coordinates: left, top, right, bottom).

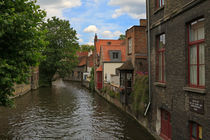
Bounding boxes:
77 51 88 57
95 39 125 55
101 45 126 62
96 65 103 71
88 54 93 67
78 56 87 66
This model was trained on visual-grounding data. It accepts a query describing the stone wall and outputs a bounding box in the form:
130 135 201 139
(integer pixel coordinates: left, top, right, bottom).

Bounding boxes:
96 83 159 140
13 66 39 97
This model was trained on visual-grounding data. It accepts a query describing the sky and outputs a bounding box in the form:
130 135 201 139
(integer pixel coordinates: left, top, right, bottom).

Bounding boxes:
37 0 146 45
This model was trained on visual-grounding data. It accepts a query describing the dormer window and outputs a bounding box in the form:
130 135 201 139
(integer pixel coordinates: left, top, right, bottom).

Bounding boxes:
113 52 119 59
109 50 121 61
107 42 111 45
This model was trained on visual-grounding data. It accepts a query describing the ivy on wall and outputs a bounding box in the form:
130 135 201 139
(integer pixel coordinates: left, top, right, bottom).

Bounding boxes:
130 75 149 116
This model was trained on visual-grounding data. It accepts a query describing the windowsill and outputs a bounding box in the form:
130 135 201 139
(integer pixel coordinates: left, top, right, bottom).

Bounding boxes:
154 6 164 15
154 82 166 88
183 87 206 94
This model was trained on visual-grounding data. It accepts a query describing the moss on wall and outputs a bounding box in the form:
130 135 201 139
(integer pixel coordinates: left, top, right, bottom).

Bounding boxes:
102 85 119 99
131 75 149 116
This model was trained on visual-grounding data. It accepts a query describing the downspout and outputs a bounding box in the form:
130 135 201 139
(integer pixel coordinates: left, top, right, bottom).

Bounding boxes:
144 0 151 116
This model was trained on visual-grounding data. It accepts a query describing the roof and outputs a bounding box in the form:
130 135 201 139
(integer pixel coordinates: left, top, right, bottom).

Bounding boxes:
95 39 125 55
78 56 87 66
117 60 134 71
88 54 93 67
96 65 103 71
77 51 88 57
101 45 126 62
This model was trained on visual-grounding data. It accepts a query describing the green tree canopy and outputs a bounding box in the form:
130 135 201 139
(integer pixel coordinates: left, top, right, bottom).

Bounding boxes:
0 0 47 106
118 34 126 40
80 44 94 52
39 17 79 85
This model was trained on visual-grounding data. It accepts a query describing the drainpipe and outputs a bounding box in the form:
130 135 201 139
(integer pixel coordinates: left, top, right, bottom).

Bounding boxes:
144 0 151 116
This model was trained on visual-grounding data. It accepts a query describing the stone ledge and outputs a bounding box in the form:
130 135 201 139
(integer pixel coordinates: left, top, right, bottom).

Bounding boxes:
183 87 206 94
153 82 166 88
153 6 164 15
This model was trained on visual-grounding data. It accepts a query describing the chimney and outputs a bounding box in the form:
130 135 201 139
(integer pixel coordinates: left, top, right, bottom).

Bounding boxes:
140 19 147 27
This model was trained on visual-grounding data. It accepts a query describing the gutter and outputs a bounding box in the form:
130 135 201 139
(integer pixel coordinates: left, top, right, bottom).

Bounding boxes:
144 0 151 116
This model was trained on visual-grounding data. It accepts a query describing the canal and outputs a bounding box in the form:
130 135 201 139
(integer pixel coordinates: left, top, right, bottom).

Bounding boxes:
0 81 155 140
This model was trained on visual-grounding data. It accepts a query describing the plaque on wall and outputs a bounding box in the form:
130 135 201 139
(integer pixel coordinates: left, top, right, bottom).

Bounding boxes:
189 98 204 114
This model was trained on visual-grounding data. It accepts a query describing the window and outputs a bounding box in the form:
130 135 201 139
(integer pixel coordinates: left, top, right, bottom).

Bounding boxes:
107 42 111 45
188 18 205 88
113 52 119 59
160 109 171 140
128 38 132 54
190 122 202 140
156 0 164 8
156 34 166 83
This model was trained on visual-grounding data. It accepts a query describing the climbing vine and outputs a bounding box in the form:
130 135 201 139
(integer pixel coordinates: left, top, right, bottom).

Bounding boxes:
130 75 149 116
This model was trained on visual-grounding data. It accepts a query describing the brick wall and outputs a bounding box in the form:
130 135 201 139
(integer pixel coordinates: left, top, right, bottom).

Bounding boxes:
148 0 210 139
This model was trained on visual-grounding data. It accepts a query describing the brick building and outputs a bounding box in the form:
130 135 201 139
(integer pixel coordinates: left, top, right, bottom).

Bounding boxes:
147 0 210 139
118 19 147 96
68 51 88 81
125 19 148 77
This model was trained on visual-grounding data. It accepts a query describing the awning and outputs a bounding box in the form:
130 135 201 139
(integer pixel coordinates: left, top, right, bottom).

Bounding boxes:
117 60 134 71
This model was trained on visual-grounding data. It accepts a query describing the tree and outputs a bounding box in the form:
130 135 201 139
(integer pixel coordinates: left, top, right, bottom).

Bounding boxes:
80 45 94 52
39 17 79 85
118 34 126 40
0 0 47 106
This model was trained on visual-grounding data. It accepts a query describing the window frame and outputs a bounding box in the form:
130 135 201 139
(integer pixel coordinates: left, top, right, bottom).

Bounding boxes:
190 122 202 140
156 0 164 8
188 18 205 88
156 33 166 83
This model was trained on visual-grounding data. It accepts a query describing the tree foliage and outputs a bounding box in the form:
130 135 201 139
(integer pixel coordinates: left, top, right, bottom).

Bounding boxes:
0 0 47 106
39 17 79 85
118 34 126 40
80 45 94 52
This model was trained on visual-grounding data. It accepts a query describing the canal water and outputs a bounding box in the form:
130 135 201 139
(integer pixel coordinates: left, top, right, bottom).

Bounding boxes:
0 81 155 140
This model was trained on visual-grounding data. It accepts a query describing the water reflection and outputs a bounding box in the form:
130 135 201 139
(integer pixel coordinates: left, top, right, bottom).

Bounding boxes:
0 82 154 140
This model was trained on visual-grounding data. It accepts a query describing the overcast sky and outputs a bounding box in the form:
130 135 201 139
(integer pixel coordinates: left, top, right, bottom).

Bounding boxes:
37 0 146 45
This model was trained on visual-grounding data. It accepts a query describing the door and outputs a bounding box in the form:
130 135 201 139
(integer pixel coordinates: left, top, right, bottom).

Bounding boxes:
161 109 172 140
97 71 102 90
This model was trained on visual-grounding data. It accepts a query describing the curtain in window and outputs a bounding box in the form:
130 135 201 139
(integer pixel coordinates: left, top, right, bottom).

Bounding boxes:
190 45 197 85
199 44 205 86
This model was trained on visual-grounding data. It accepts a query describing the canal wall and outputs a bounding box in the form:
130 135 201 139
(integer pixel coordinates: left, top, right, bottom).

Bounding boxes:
94 86 160 140
13 67 39 98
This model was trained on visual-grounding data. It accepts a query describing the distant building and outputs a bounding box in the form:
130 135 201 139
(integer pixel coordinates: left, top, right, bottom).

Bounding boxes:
93 35 125 90
83 52 94 81
68 51 88 81
147 0 210 139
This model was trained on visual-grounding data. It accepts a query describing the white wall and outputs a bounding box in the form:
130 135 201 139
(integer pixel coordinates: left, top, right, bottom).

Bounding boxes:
111 75 120 87
103 63 123 83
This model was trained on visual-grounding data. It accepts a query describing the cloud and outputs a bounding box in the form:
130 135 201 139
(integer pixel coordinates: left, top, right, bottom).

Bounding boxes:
101 30 123 38
109 0 146 19
83 25 98 33
78 38 84 43
37 0 82 19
